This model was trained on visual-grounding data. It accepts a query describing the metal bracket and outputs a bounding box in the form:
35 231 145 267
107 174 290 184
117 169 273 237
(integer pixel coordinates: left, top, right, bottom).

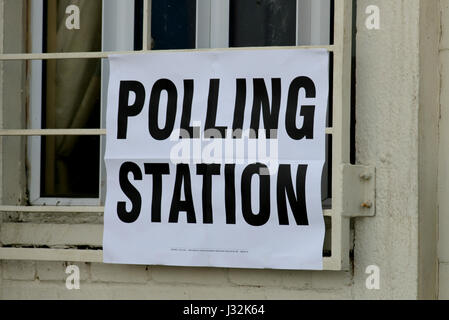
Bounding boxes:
341 164 376 218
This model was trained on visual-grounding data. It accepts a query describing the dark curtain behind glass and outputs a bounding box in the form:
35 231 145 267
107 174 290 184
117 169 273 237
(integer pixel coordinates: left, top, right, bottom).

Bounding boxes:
230 0 296 47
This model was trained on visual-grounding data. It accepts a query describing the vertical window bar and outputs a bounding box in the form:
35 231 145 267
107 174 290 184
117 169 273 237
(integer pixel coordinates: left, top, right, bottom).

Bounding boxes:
330 0 352 270
43 0 57 195
142 0 150 50
28 0 44 203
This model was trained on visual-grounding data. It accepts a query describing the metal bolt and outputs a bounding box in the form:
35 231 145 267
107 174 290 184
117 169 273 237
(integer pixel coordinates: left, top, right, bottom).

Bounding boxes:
361 201 372 209
360 173 372 181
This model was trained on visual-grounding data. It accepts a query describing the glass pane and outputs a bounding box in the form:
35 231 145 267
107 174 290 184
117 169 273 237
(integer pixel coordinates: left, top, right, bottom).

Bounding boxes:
40 59 101 198
41 133 100 198
229 0 297 47
41 0 102 198
151 0 196 50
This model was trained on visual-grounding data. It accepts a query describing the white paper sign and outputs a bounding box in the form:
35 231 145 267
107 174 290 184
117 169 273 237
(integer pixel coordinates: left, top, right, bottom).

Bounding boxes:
103 48 328 270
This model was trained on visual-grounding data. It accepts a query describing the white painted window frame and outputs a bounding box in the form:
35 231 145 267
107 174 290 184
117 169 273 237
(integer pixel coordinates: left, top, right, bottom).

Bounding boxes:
0 0 354 271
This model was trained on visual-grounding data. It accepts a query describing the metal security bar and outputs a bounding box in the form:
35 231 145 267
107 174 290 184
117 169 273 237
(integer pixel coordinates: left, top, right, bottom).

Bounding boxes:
0 45 335 61
0 0 353 270
329 0 353 270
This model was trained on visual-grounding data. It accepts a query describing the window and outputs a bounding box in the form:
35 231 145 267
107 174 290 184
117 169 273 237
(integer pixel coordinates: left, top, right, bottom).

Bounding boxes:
0 0 355 271
28 0 332 205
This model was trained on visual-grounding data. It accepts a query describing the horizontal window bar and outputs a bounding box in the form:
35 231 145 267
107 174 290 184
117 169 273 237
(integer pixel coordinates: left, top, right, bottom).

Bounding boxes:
0 247 337 268
0 45 335 61
0 205 104 213
0 129 106 136
0 206 332 216
0 128 333 136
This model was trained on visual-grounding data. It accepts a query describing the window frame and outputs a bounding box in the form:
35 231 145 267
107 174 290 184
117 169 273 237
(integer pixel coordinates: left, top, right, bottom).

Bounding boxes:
28 0 332 206
0 0 353 271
